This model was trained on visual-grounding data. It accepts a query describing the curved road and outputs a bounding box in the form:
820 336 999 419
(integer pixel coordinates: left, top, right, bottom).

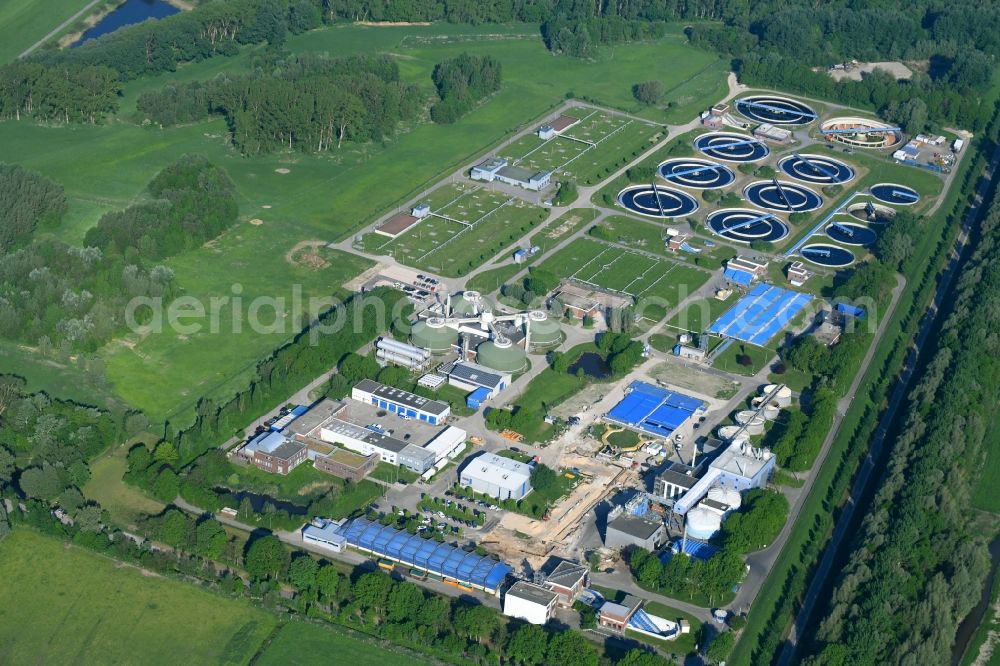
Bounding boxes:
774 135 1000 665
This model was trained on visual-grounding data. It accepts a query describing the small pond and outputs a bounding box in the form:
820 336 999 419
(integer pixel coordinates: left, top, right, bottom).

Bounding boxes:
74 0 179 47
567 352 611 379
216 489 308 515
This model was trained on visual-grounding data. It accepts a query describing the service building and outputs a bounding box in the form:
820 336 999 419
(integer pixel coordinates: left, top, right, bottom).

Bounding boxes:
459 452 533 500
503 581 558 625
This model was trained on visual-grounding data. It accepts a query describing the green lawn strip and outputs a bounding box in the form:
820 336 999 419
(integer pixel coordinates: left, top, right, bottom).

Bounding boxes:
711 343 775 376
84 447 166 528
664 295 735 334
0 529 276 666
729 117 988 665
254 620 434 666
0 0 95 63
466 264 524 293
528 207 601 254
377 185 549 277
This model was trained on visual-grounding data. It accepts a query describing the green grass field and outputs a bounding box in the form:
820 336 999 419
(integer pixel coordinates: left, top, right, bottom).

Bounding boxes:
712 341 775 376
0 0 93 63
665 295 736 334
0 529 277 665
501 109 663 185
84 446 166 528
103 227 373 424
255 621 433 666
536 238 710 310
2 23 726 424
365 184 548 277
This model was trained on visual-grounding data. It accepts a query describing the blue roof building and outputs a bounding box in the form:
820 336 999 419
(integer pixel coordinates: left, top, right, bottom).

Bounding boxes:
466 387 491 410
606 381 704 439
339 518 512 594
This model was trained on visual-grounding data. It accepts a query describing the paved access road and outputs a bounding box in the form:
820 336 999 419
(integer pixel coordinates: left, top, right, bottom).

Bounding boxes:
774 130 1000 666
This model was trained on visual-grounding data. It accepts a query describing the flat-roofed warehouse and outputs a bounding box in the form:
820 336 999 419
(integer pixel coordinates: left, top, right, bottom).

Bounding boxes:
459 452 533 500
352 379 450 425
604 512 667 551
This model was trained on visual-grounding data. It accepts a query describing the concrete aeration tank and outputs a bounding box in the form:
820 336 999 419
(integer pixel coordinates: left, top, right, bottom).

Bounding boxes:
751 397 782 420
718 425 750 445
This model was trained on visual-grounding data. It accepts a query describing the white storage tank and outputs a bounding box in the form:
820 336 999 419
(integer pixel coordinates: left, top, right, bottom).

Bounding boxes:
718 425 750 445
762 384 792 407
708 486 742 511
686 507 722 540
733 414 765 435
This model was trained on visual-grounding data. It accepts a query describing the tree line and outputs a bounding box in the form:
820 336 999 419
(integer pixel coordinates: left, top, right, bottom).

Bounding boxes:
0 378 671 666
685 1 1000 133
800 164 1000 666
136 53 421 154
430 53 502 124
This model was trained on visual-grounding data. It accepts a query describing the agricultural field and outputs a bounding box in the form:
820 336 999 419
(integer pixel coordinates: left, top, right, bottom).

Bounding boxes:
365 184 548 277
0 530 277 666
0 0 93 63
537 238 710 312
501 109 663 185
255 621 432 666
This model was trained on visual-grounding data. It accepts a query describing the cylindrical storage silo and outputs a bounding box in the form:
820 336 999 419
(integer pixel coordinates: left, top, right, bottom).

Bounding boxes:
762 402 781 421
528 310 562 348
410 317 459 353
708 487 742 511
686 508 722 540
476 339 528 373
774 385 792 407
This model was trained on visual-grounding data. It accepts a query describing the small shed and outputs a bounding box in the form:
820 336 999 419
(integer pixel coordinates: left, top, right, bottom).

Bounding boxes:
466 387 492 410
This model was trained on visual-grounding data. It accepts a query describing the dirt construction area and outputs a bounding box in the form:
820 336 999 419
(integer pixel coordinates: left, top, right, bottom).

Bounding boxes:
648 360 741 400
489 453 629 566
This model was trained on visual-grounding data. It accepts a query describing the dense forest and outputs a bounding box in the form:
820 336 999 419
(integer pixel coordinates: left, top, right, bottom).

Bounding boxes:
0 164 66 251
800 180 1000 665
84 155 238 257
430 53 502 124
0 166 178 353
136 54 420 154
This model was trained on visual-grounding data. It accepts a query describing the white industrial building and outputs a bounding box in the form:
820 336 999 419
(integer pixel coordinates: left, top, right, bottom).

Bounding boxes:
470 156 552 192
351 379 451 425
503 581 558 625
460 452 533 500
423 426 467 462
302 519 347 553
320 418 436 473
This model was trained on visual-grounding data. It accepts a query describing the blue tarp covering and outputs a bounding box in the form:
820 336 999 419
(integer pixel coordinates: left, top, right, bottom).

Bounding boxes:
340 518 512 591
723 267 754 285
709 283 812 346
836 303 866 319
606 381 704 439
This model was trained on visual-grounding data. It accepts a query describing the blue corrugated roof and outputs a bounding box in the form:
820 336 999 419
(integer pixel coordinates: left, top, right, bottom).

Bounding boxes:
709 283 812 346
836 303 866 319
339 518 511 591
724 267 754 285
606 381 704 438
